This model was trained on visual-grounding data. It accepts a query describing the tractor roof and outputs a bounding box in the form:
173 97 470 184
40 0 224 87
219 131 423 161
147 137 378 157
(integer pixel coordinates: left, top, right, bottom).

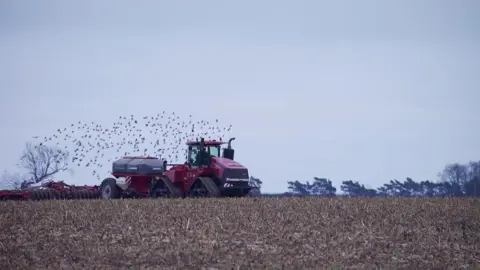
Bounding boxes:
186 140 224 146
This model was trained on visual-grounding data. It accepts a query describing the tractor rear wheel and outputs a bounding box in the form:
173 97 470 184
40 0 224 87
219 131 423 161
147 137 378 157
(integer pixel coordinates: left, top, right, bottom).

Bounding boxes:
187 177 221 197
100 178 120 199
149 177 182 198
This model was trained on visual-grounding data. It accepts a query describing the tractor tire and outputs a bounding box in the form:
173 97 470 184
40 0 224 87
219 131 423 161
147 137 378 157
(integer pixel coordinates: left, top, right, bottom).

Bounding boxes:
161 177 183 197
149 177 182 198
100 178 120 199
198 177 221 197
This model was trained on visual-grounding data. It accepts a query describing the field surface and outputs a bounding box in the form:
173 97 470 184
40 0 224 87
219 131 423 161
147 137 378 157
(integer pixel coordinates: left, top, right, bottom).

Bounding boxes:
0 197 479 269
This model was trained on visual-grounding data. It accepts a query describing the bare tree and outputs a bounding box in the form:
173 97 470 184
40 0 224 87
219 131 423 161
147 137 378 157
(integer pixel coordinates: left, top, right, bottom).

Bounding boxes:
438 163 469 185
0 171 27 190
20 142 70 183
467 161 480 181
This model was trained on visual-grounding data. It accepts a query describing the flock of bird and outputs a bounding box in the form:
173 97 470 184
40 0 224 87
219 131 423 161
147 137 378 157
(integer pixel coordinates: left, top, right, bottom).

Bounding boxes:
31 111 233 180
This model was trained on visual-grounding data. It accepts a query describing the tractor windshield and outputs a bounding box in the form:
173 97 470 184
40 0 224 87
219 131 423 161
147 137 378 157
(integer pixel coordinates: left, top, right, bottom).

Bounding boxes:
188 145 220 166
207 146 220 157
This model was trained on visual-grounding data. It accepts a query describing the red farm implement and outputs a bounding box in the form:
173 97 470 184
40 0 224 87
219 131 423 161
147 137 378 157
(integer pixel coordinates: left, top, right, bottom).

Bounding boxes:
0 181 100 201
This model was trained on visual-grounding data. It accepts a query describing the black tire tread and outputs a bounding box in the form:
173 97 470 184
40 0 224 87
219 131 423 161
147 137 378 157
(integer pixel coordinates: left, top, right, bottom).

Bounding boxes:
198 177 221 197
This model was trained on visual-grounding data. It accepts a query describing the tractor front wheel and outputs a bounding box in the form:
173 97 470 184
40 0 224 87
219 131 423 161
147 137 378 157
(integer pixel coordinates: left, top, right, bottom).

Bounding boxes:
100 178 120 199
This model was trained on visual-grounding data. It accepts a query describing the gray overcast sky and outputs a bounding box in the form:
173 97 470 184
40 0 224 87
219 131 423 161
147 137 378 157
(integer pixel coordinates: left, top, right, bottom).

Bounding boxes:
1 0 479 193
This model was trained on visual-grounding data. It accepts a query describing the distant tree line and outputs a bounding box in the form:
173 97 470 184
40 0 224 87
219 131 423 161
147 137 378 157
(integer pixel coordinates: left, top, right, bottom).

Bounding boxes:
250 161 480 197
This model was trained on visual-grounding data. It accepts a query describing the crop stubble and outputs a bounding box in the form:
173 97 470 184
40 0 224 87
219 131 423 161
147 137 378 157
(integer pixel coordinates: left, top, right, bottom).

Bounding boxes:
0 197 479 269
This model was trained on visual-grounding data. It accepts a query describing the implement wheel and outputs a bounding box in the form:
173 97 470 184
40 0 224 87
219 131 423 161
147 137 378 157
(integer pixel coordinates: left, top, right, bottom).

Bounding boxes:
100 178 120 199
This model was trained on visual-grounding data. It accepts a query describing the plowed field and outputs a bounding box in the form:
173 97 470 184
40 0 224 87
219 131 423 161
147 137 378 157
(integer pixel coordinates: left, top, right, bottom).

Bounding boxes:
0 197 479 269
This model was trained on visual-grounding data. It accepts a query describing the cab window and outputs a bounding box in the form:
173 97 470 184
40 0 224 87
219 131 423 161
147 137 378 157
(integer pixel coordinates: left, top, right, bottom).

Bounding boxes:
189 146 199 165
208 146 220 157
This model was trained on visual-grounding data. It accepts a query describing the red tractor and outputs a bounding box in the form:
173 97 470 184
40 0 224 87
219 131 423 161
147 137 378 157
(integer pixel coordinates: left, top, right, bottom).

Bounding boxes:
99 137 252 199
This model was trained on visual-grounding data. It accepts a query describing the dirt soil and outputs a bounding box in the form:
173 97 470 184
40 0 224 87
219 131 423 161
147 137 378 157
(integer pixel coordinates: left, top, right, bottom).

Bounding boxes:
0 197 479 269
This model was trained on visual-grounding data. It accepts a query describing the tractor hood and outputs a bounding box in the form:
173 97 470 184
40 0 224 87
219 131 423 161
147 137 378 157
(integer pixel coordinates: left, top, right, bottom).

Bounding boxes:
211 157 249 182
211 157 246 169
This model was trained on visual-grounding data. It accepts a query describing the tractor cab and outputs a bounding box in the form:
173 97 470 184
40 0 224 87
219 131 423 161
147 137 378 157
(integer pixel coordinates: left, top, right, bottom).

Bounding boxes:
186 138 221 168
186 137 236 168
